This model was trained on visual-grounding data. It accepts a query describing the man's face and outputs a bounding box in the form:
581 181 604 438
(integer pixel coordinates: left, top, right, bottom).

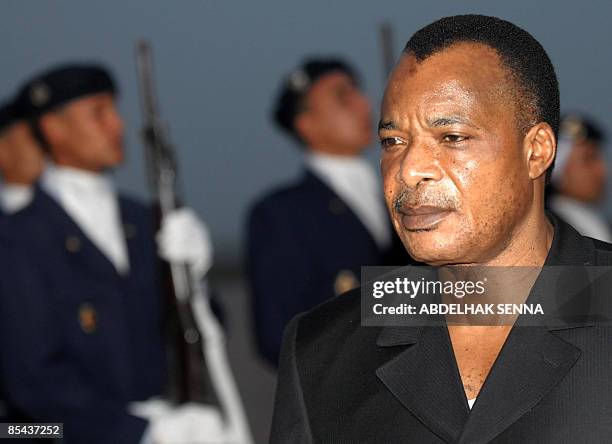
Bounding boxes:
296 72 372 155
379 43 535 265
45 93 124 171
0 122 44 184
560 140 606 202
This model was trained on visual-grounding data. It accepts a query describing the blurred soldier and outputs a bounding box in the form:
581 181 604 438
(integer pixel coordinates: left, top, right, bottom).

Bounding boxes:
0 64 248 443
246 58 410 366
548 113 611 241
0 101 43 215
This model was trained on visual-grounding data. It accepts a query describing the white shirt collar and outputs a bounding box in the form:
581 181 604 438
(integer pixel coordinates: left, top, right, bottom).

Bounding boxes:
306 151 372 174
41 164 115 199
549 195 612 243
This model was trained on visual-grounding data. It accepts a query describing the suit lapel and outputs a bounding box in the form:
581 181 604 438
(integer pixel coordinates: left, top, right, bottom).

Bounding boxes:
376 214 597 442
376 325 470 443
457 215 596 442
33 186 122 281
304 170 381 254
457 326 581 444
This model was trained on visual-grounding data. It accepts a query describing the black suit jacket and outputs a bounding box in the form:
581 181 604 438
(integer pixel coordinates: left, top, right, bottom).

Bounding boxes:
246 170 409 365
271 215 612 443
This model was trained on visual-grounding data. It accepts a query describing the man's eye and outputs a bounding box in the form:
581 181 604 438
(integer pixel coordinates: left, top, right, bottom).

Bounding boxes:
380 137 403 149
442 134 467 143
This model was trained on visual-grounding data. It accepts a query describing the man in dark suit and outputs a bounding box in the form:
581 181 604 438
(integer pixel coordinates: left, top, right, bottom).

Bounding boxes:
271 15 612 442
0 64 238 443
247 58 409 366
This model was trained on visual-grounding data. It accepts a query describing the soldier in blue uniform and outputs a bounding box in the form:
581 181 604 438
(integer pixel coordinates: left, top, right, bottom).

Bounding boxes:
0 64 226 443
547 113 610 241
246 58 411 366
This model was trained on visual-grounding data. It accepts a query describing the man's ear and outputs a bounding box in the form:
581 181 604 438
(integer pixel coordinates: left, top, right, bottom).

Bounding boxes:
294 113 314 146
524 122 556 180
38 112 63 148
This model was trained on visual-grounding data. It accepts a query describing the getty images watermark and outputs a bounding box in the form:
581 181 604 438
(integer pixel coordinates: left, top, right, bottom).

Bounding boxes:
361 266 612 327
371 275 542 316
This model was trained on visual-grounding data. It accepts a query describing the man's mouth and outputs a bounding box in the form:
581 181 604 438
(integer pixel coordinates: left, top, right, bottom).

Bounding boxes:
400 206 453 231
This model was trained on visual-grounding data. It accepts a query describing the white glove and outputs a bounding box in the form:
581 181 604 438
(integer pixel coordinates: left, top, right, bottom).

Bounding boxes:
150 403 228 444
129 398 173 420
157 208 213 280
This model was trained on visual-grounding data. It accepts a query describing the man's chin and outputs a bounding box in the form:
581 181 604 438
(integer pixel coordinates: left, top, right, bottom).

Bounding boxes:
109 150 124 166
402 231 466 265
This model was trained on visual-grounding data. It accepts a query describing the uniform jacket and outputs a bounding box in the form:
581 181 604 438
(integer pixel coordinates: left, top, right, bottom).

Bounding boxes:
246 170 409 366
0 186 166 444
271 215 612 443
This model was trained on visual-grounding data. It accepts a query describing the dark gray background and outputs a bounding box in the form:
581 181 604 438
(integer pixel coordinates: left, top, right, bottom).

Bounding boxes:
1 0 611 265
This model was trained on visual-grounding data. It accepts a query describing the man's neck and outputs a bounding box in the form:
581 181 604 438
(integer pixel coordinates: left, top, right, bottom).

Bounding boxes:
307 143 364 157
51 155 106 174
482 207 553 268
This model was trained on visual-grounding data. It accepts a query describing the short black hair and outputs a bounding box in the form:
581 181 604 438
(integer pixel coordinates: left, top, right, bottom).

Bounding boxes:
404 14 560 179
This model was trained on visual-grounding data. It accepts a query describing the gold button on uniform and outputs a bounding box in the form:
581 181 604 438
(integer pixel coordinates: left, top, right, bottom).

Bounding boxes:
334 270 359 295
78 303 97 334
65 235 81 253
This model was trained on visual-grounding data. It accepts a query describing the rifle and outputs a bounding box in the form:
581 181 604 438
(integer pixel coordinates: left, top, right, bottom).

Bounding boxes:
135 40 219 407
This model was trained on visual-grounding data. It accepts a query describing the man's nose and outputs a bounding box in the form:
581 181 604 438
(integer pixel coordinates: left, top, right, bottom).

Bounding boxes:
108 110 125 138
397 138 443 189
